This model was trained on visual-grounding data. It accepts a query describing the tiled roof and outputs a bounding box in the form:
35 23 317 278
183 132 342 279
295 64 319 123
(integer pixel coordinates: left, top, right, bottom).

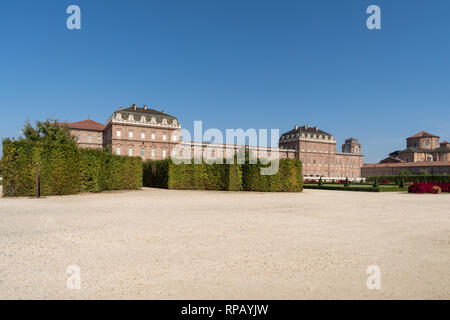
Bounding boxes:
440 140 449 145
407 131 439 139
64 119 105 131
281 125 332 138
119 105 177 121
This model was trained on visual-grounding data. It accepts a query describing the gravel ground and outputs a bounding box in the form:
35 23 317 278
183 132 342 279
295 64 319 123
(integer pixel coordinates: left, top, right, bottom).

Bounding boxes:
0 186 449 299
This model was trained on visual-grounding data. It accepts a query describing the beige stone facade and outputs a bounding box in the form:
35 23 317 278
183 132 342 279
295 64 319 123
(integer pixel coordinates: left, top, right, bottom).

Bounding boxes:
279 125 363 180
362 130 450 177
69 106 364 179
66 120 105 149
103 105 181 160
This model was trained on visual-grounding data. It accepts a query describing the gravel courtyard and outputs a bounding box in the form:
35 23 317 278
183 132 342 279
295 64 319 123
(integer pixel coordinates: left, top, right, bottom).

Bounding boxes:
0 187 449 299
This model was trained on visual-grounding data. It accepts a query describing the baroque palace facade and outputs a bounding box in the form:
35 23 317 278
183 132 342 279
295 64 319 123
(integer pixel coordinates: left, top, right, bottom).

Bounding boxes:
65 104 364 180
362 131 450 177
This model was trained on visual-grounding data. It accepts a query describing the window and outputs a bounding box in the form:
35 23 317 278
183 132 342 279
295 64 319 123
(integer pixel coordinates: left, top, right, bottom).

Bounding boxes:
151 133 155 140
88 135 92 142
162 149 167 158
76 135 81 142
172 135 177 141
129 131 133 138
97 136 101 142
141 148 145 157
162 134 167 141
151 149 155 158
141 132 145 139
128 147 133 156
172 149 177 157
116 147 120 155
116 130 121 137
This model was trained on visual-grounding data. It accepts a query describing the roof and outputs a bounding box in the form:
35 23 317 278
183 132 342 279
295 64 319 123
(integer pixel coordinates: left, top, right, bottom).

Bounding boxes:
281 125 333 138
407 131 440 139
440 140 450 145
62 119 105 131
379 156 405 164
363 161 450 168
117 105 178 122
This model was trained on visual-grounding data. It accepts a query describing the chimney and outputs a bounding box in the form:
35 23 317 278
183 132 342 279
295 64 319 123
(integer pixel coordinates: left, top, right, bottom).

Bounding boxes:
314 126 318 131
143 105 147 110
161 110 166 114
294 125 298 130
132 104 136 110
305 125 309 129
119 106 123 110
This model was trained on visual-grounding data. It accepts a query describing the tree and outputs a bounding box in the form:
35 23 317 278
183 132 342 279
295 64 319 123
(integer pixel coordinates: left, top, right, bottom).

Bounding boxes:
399 177 405 188
21 119 76 146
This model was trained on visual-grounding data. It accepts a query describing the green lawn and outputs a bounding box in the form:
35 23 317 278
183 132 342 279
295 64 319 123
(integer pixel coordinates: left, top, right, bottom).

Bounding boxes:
303 183 408 192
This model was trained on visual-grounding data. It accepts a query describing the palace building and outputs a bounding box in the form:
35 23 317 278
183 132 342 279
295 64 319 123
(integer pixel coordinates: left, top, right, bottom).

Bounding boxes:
66 105 364 179
362 131 450 177
279 125 363 180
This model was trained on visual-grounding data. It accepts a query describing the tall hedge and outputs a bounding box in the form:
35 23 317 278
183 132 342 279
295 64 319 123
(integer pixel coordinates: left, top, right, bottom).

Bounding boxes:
143 158 303 192
2 140 142 197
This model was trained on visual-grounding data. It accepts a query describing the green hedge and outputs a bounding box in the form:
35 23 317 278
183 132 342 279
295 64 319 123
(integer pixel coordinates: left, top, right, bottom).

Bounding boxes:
2 140 142 197
366 174 450 184
304 185 382 192
143 158 303 192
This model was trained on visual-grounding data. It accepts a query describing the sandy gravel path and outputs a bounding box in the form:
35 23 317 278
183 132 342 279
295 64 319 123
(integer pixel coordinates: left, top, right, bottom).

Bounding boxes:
0 187 449 299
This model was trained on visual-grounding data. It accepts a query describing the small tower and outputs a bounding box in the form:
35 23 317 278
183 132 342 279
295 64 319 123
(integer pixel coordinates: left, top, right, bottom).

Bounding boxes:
342 138 361 154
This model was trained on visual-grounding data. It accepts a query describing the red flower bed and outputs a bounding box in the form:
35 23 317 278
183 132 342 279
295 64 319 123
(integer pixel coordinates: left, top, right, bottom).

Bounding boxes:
408 182 450 194
304 179 318 184
380 180 389 185
337 180 352 184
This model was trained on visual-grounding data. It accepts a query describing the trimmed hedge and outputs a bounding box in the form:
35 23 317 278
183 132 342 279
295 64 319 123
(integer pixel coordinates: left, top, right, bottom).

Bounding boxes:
2 140 142 197
366 174 450 184
143 158 303 192
304 185 382 192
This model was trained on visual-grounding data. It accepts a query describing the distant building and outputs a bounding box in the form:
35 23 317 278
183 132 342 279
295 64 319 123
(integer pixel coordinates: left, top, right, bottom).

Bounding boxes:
279 125 363 180
103 104 181 160
66 105 364 179
362 131 450 177
65 119 105 149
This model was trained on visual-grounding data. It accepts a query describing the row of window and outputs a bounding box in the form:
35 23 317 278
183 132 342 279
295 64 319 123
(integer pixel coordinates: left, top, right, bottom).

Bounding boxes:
116 130 177 141
302 158 361 167
116 147 178 159
76 135 102 143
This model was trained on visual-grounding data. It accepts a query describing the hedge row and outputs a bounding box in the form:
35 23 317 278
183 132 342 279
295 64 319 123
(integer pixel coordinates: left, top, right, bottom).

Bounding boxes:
2 140 142 197
303 185 382 192
366 175 450 184
143 158 303 192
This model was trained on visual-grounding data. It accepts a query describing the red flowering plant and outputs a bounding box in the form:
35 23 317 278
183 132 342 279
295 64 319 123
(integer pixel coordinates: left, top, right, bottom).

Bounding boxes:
408 182 450 194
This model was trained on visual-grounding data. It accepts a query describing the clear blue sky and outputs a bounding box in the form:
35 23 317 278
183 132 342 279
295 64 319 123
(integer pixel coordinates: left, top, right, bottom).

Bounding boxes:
1 0 449 162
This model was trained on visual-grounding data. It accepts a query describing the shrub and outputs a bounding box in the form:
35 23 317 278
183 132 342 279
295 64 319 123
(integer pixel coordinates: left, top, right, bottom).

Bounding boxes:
408 182 450 194
2 140 142 197
373 178 379 188
143 158 302 192
318 177 323 187
367 175 450 184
